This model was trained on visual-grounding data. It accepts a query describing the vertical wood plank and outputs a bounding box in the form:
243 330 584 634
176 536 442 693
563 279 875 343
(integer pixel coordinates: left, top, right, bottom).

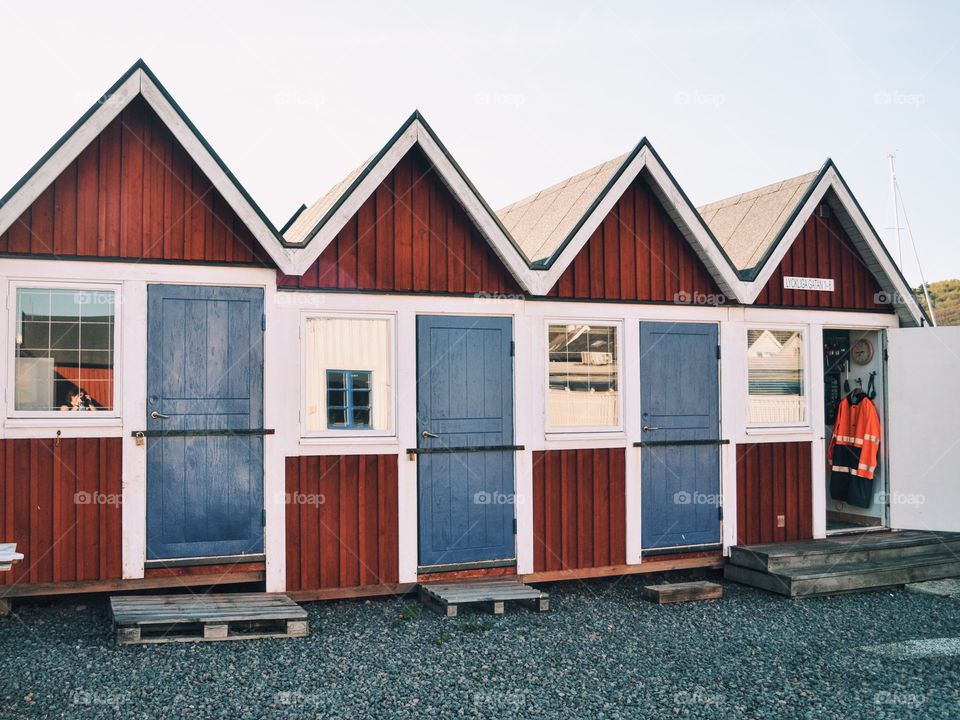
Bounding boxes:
30 185 55 254
285 457 300 591
356 195 376 289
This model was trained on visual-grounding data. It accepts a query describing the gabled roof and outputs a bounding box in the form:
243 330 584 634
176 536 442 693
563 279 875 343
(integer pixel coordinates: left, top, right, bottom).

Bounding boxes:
704 160 928 326
494 139 748 297
282 111 540 290
698 170 820 272
0 59 292 269
0 61 931 324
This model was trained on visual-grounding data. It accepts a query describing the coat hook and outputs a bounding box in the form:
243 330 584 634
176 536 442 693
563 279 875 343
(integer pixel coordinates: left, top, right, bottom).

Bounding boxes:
55 429 62 446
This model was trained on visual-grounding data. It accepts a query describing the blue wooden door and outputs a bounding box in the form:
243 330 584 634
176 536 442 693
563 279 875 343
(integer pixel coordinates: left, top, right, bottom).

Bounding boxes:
146 285 264 560
640 322 721 549
416 316 515 568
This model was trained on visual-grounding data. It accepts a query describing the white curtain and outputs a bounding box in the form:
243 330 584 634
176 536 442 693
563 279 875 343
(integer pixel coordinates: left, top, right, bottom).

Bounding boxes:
304 317 392 431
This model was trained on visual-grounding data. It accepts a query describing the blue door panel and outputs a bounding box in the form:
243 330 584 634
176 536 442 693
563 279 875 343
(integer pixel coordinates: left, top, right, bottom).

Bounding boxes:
640 322 721 549
146 285 264 560
417 315 515 567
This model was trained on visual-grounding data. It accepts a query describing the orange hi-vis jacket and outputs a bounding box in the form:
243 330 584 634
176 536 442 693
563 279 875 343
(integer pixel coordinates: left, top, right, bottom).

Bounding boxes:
828 395 881 480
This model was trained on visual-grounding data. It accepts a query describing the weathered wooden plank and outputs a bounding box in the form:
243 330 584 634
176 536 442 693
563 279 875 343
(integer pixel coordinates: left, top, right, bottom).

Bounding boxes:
642 581 724 604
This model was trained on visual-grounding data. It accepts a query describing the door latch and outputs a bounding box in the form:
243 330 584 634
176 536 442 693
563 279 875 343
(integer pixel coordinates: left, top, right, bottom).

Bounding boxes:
150 410 170 420
642 425 660 432
421 430 439 439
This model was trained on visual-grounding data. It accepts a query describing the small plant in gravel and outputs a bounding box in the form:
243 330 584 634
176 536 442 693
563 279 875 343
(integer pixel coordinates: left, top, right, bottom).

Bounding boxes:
390 605 420 628
460 615 494 633
434 629 452 646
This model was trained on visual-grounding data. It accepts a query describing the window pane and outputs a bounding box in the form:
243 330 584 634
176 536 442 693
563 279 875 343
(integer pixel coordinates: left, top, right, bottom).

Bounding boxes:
547 323 619 428
305 318 392 432
14 288 115 412
327 390 346 408
352 408 371 428
327 408 347 426
747 329 805 425
352 389 370 407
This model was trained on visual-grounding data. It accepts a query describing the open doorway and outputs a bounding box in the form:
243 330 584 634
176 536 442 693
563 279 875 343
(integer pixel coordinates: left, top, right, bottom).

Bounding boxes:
822 328 888 534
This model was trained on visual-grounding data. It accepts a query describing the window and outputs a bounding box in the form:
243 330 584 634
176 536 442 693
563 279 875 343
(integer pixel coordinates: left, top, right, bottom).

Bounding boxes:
12 286 117 415
747 328 805 426
303 315 393 435
547 322 620 430
326 370 372 429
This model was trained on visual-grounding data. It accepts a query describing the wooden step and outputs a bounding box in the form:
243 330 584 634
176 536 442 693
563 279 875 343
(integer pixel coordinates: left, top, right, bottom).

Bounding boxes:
729 530 960 573
725 551 960 598
418 579 549 617
110 592 309 644
642 580 723 604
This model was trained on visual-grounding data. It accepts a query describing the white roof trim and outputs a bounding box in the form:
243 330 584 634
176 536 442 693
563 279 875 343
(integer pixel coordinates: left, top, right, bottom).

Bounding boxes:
743 167 925 326
531 146 749 299
287 119 538 292
0 67 293 271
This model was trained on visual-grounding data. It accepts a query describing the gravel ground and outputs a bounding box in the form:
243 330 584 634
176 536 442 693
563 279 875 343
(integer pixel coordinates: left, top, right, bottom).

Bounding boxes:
1 574 959 719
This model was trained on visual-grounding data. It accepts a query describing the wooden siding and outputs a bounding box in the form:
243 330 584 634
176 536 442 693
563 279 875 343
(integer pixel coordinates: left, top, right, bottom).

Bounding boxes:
0 96 273 265
754 204 892 311
532 448 626 572
548 174 723 302
285 455 399 592
278 147 523 295
735 441 813 546
0 438 122 586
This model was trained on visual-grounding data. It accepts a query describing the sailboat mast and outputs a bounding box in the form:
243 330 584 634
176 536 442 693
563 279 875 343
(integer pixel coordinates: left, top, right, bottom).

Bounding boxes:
888 154 937 326
888 154 903 266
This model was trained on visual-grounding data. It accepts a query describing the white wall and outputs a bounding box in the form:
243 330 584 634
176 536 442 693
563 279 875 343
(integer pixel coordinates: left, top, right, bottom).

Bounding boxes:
887 326 960 532
0 255 907 590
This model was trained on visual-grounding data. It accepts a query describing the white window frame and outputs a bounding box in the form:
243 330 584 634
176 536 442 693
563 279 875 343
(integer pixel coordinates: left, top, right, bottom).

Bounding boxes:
744 323 811 432
544 318 624 435
299 310 397 440
6 279 123 421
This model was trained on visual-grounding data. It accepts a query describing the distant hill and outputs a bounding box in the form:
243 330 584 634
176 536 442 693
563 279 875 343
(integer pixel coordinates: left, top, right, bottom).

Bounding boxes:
916 279 960 326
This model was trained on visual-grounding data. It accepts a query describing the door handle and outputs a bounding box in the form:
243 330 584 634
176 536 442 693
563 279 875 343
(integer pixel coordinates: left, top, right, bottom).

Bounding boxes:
642 425 660 432
150 410 170 420
421 430 439 439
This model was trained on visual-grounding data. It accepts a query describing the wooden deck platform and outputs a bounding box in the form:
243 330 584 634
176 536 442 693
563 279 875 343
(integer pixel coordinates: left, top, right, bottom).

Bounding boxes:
726 530 960 598
110 593 309 644
418 579 549 617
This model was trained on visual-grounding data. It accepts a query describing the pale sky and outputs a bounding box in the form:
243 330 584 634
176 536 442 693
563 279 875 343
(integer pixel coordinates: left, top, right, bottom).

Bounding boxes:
2 1 957 283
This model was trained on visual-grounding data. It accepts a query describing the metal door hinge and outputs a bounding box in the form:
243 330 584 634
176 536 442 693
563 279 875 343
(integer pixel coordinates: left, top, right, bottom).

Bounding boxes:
262 509 267 527
261 314 267 331
512 518 517 535
716 344 721 360
718 505 723 521
510 341 515 357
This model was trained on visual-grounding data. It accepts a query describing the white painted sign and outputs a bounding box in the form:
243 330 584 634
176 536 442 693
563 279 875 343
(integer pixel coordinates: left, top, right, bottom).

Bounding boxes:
783 276 835 292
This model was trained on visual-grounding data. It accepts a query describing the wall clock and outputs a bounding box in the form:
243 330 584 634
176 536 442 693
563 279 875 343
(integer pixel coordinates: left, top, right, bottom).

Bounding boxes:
851 338 874 365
